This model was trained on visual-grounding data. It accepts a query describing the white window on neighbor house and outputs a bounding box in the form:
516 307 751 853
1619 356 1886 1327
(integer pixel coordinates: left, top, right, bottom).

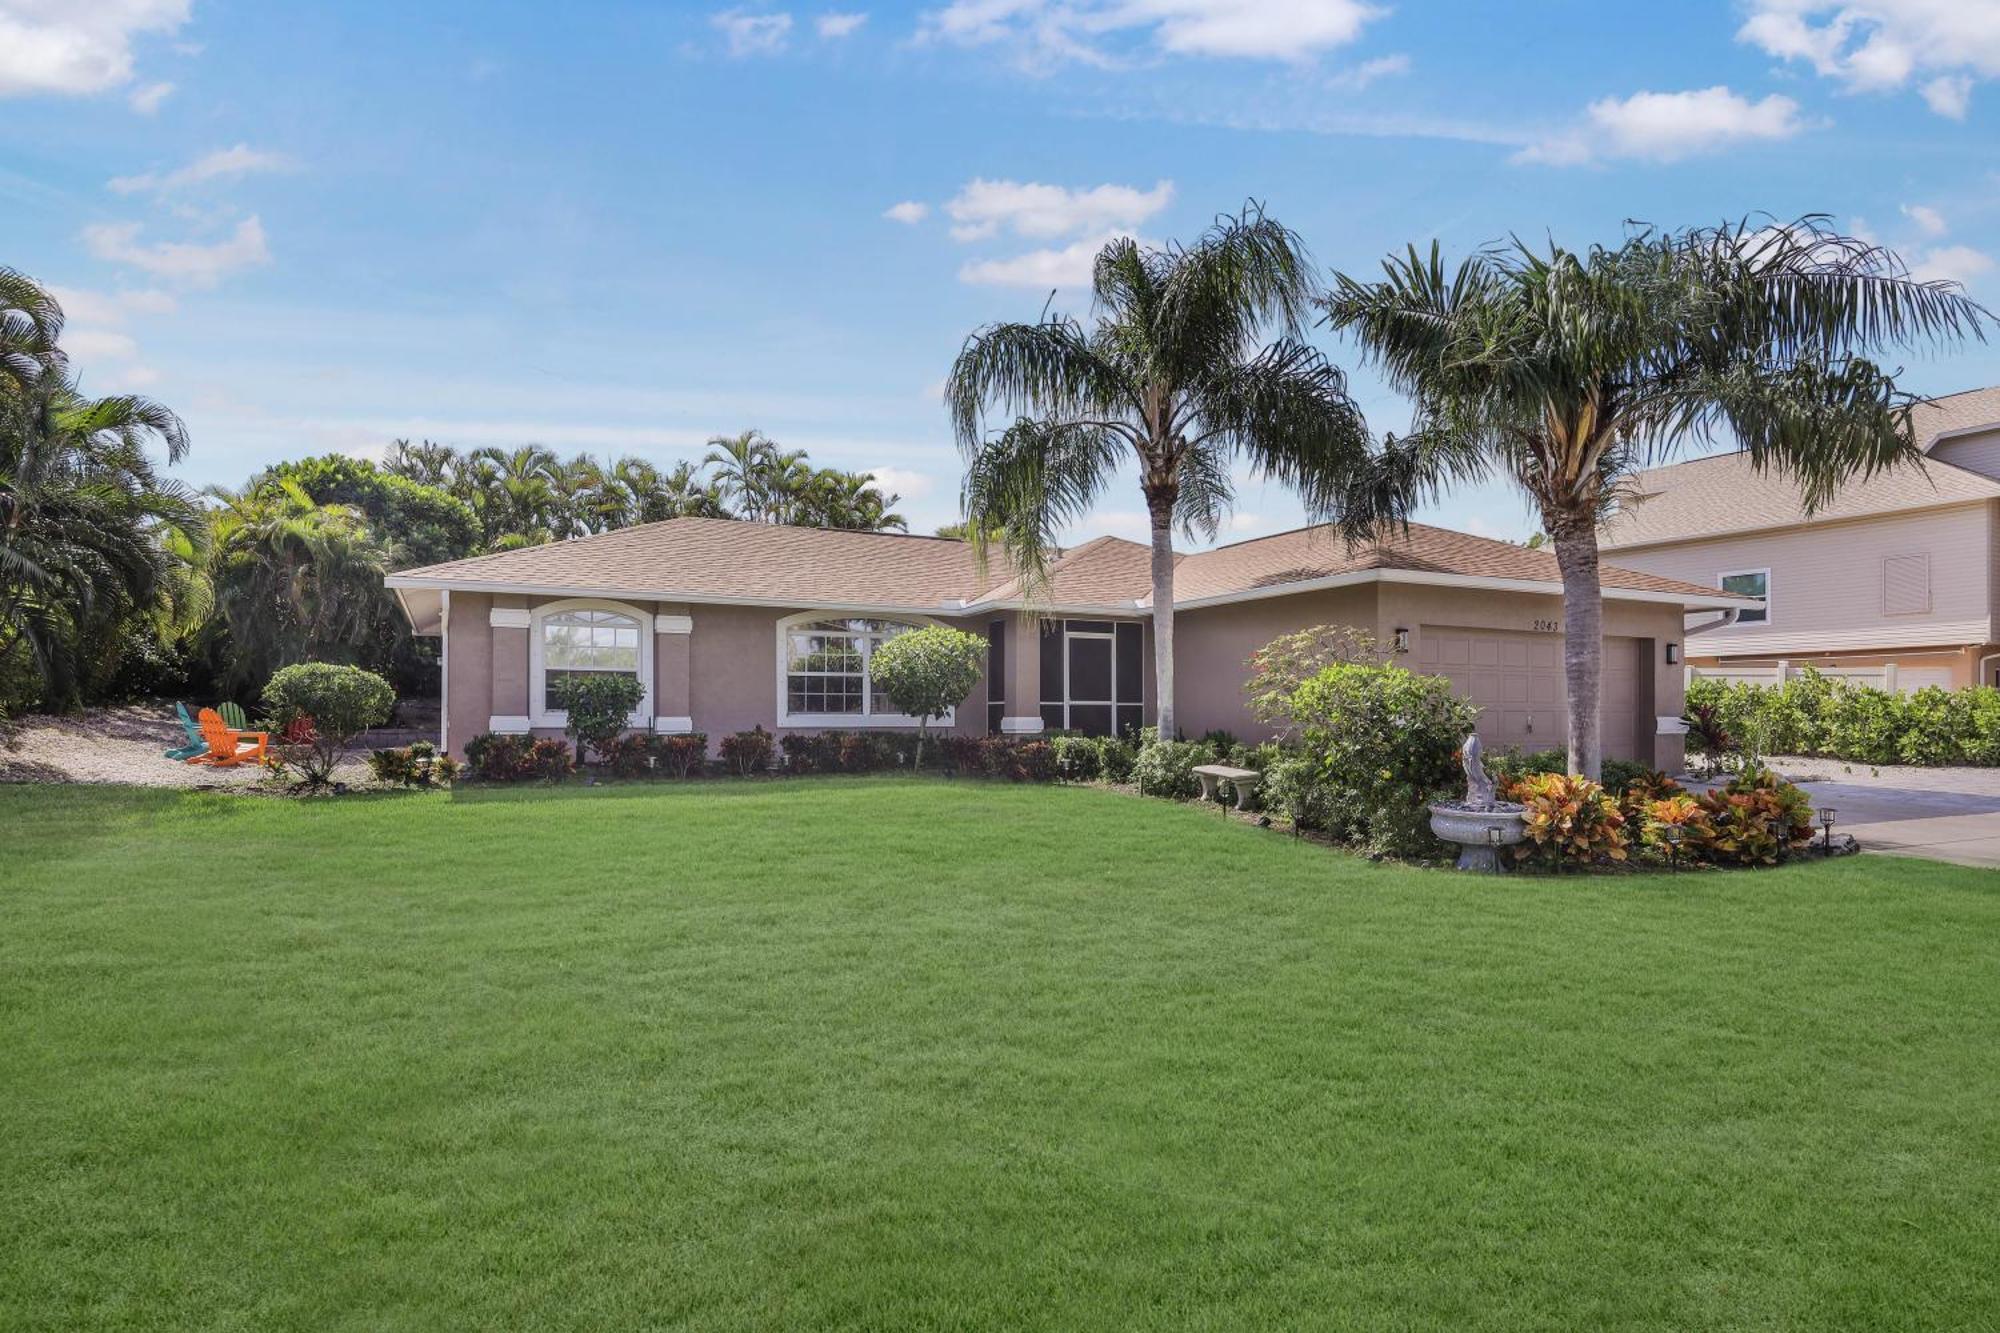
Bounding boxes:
777 614 941 728
1719 568 1769 624
530 601 652 728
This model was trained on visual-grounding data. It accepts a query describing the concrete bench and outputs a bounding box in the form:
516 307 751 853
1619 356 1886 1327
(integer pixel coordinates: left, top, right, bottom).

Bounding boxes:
1193 764 1261 811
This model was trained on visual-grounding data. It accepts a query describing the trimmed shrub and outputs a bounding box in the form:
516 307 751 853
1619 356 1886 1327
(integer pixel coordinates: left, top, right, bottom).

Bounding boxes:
461 733 571 782
1050 733 1101 782
553 672 645 766
720 725 773 775
1686 670 2000 769
866 625 987 769
600 733 658 779
1508 772 1629 868
525 738 573 782
1094 734 1137 782
657 733 707 778
1132 737 1207 800
1286 662 1477 859
261 662 395 786
1263 751 1333 832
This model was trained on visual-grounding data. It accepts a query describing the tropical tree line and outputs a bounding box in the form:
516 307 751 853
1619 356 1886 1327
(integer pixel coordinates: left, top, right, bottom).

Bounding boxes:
1 265 909 716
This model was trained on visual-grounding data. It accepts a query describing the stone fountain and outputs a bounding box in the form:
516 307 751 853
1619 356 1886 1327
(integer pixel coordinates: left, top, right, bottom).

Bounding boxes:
1428 734 1526 872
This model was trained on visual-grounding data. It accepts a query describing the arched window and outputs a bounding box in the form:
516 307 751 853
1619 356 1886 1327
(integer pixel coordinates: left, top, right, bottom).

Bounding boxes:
530 600 652 728
777 615 940 727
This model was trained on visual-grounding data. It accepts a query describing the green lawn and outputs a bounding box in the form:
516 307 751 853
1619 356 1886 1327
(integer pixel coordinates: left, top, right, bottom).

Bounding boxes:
2 778 1996 1331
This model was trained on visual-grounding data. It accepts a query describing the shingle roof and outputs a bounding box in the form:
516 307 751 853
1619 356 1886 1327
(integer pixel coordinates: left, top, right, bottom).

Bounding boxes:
1913 385 2000 451
1170 522 1728 603
1601 387 2000 550
389 515 1742 610
1600 451 2000 550
389 516 1016 610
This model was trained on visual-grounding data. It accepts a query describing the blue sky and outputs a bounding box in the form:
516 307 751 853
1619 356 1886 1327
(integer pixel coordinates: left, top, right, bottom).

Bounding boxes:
5 0 1998 544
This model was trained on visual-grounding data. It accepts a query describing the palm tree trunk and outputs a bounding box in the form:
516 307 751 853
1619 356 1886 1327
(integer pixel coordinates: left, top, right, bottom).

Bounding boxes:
1148 499 1176 739
1548 514 1603 782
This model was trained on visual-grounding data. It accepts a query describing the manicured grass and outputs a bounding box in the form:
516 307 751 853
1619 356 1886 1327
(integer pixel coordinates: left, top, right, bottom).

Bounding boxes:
1 778 1996 1330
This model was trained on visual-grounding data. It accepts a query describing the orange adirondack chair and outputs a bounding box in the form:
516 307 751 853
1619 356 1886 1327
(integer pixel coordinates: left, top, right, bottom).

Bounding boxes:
190 707 269 766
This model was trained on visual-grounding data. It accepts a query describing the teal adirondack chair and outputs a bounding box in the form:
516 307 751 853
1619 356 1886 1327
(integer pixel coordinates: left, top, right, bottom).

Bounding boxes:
164 703 206 761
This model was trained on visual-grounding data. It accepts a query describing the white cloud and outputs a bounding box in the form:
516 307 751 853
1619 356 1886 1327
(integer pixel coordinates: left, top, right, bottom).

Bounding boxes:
817 11 867 38
919 0 1384 66
46 284 175 387
711 8 793 57
1911 243 1993 284
1900 202 1948 236
958 230 1143 287
945 178 1173 241
109 144 292 195
883 199 929 224
127 79 173 113
0 0 188 98
83 215 271 287
864 465 934 499
1739 0 2000 118
1327 52 1408 91
1921 73 1973 117
1516 86 1805 166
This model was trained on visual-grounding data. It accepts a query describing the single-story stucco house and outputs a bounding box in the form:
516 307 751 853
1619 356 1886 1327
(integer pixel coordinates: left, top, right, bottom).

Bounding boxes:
386 516 1758 770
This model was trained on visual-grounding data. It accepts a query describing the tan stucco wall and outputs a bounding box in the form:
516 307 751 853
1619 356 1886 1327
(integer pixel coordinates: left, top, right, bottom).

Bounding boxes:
1173 586 1379 740
1172 581 1684 767
443 591 491 757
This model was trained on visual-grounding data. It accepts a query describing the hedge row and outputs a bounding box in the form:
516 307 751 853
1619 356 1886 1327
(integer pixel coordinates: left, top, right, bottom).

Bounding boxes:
1686 670 2000 767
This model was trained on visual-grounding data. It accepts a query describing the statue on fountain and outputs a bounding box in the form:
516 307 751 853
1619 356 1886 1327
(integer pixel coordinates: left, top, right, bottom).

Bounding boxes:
1461 733 1496 811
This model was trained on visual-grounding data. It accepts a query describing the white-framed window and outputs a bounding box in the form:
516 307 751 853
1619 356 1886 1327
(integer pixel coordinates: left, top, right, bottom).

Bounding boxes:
777 613 942 728
1718 568 1769 625
530 599 653 728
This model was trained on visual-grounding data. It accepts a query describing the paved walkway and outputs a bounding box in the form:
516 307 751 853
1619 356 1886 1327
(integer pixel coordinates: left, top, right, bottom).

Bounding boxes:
1763 757 2000 870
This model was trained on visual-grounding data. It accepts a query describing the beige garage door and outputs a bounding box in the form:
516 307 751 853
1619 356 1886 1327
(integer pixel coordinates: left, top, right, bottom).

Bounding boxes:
1419 627 1642 757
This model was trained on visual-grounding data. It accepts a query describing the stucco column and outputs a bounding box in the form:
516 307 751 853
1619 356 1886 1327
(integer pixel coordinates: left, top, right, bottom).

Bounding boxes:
653 606 694 733
487 598 530 734
1000 610 1044 734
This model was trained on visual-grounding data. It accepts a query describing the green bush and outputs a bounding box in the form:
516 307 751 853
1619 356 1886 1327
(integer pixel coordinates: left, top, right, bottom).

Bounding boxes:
1263 750 1333 832
261 662 395 786
1686 669 2000 768
1050 733 1101 782
553 672 645 766
1132 737 1208 800
1286 662 1477 859
1094 734 1137 782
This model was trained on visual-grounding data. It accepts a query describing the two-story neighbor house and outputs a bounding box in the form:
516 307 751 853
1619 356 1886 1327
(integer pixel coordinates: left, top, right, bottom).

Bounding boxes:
1600 386 2000 690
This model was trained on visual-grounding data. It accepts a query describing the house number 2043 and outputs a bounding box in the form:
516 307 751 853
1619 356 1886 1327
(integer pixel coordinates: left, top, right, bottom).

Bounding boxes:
1531 619 1562 633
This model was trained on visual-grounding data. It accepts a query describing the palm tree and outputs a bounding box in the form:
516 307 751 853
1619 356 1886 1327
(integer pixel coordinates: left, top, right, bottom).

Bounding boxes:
946 203 1375 737
1 370 201 704
1 265 65 396
383 437 455 489
207 477 389 687
1324 216 1989 778
703 430 780 520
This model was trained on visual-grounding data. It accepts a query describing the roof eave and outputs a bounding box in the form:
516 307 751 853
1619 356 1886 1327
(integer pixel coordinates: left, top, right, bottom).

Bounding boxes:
1162 567 1759 612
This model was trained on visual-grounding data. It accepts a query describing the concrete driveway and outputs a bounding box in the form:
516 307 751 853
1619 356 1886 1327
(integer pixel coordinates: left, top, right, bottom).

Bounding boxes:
1761 757 2000 870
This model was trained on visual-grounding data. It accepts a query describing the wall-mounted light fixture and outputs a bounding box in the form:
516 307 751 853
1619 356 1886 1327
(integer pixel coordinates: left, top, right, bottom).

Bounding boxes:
1665 642 1680 665
1393 627 1411 653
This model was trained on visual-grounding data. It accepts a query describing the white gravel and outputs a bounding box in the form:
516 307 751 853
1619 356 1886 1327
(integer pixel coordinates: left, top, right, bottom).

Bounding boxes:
1 704 374 788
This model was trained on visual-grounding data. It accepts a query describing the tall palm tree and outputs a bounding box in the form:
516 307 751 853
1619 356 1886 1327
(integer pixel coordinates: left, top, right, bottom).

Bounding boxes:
1324 217 1989 778
703 430 780 520
947 204 1375 737
1 265 65 396
383 437 455 490
207 477 389 687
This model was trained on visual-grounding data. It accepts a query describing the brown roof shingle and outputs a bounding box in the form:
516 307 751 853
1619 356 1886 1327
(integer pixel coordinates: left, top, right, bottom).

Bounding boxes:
389 515 1740 610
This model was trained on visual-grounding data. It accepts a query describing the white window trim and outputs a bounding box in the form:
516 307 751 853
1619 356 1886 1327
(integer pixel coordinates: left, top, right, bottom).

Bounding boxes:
529 598 654 729
1716 568 1770 626
775 610 947 730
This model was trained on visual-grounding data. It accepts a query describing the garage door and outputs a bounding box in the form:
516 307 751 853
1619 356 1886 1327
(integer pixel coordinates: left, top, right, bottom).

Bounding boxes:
1418 627 1642 758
